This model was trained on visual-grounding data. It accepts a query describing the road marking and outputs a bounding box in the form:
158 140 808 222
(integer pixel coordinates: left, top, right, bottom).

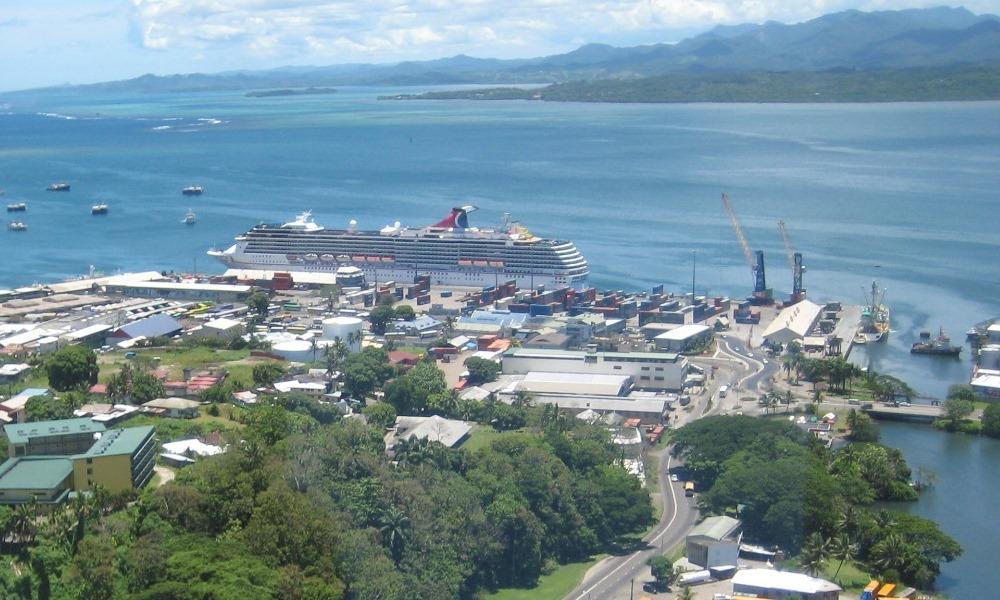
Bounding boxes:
571 454 679 599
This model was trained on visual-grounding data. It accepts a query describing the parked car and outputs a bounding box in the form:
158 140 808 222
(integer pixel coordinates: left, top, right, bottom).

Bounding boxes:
670 473 679 482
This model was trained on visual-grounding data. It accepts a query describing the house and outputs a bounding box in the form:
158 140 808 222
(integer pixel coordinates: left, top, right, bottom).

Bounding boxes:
686 516 742 569
141 397 201 418
274 379 329 397
388 351 421 368
390 315 442 337
106 314 183 347
232 390 259 406
731 569 841 600
73 403 139 425
0 388 51 424
385 415 471 451
0 363 31 384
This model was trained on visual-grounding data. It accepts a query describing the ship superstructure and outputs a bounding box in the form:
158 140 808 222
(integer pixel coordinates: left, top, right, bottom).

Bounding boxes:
856 281 891 344
209 206 590 289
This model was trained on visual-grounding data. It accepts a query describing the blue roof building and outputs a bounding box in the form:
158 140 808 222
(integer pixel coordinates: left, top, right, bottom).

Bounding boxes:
106 313 182 345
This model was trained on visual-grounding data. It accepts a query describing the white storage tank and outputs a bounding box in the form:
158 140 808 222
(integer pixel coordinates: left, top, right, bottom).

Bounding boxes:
272 340 317 363
322 316 363 352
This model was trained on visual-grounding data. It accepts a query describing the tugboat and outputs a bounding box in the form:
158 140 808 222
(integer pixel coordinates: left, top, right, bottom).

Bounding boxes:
7 221 27 231
91 204 109 215
182 186 204 196
6 202 26 212
47 183 71 191
911 328 962 356
182 209 196 225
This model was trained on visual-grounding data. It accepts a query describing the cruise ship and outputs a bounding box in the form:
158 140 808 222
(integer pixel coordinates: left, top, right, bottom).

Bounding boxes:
209 207 590 289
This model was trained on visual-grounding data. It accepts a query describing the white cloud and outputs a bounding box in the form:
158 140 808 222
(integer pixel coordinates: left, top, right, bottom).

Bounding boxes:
127 0 1000 64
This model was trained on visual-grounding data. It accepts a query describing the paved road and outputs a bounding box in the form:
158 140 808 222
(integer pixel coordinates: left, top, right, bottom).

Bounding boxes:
564 336 772 600
564 449 700 600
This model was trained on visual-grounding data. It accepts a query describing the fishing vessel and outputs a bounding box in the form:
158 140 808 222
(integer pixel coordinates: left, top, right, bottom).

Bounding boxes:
209 206 590 289
855 281 890 344
91 204 109 215
183 209 196 225
47 183 70 191
911 328 962 356
7 221 27 231
6 203 26 212
182 186 204 196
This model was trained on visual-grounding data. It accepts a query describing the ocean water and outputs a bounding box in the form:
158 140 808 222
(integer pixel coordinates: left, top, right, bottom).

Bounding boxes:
1 88 998 594
1 89 998 401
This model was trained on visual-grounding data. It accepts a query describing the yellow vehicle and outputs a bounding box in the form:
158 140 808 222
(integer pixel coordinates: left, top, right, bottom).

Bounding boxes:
684 482 695 497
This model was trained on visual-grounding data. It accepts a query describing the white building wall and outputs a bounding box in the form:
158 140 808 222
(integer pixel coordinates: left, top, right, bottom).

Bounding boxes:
502 352 687 390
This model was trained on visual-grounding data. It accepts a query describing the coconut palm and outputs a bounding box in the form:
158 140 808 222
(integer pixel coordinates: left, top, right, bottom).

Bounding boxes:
829 534 857 581
379 506 411 563
798 532 830 577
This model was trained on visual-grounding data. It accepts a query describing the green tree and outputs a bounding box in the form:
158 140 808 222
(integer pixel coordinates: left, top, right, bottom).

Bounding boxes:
252 362 286 387
677 585 695 600
942 396 974 427
463 356 500 385
946 384 978 403
982 403 1000 438
647 555 674 591
392 305 416 321
369 305 395 335
247 291 271 319
378 506 410 564
830 534 857 581
798 532 830 576
25 394 75 421
362 402 397 429
45 345 99 391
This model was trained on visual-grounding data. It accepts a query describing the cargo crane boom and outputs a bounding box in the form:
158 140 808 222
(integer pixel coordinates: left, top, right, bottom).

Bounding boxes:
722 193 770 303
778 220 806 302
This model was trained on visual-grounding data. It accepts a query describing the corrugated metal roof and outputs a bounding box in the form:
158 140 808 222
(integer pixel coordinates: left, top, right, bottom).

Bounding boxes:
78 426 155 457
0 457 73 490
689 515 741 541
3 417 105 444
114 313 182 340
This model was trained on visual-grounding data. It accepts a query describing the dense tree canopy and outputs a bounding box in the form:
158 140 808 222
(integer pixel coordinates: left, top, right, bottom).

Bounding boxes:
1 401 653 600
45 345 99 391
464 357 500 385
672 415 959 586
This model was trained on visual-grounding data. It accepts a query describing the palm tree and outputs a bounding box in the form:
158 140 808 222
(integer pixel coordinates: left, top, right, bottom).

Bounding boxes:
677 586 695 600
829 534 857 581
379 506 411 564
798 532 830 577
11 502 38 546
870 533 907 574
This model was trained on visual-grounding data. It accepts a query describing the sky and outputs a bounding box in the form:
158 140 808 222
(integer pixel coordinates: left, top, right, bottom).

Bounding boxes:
1 1 998 91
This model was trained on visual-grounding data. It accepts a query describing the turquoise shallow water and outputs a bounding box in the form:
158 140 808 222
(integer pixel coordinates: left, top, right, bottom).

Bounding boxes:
1 88 998 594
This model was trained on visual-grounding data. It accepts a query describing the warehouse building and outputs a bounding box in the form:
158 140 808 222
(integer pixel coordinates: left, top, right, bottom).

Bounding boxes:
686 516 742 569
732 569 841 600
762 299 823 346
653 324 713 353
502 347 688 391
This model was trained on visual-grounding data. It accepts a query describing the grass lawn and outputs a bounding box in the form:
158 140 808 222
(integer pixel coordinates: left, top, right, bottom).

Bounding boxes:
483 557 603 600
821 559 871 591
461 424 506 452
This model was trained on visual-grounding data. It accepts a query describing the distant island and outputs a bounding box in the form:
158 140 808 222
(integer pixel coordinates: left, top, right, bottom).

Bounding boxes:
382 66 1000 103
4 7 999 98
245 87 337 98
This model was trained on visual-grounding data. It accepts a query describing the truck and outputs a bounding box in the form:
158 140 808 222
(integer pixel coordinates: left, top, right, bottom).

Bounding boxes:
684 482 695 497
718 385 729 398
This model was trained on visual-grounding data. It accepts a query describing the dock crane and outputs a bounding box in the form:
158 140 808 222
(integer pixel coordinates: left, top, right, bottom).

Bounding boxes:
777 220 806 303
722 193 771 304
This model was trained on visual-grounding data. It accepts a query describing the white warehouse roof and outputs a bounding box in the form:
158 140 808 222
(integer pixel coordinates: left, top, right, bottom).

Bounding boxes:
733 569 841 595
520 371 632 396
763 300 822 342
655 324 711 341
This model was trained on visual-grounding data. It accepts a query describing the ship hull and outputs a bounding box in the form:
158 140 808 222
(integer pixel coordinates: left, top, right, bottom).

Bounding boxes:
213 249 587 289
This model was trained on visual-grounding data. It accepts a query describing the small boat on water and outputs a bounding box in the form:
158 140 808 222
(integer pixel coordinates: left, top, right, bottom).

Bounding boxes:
182 209 196 225
911 328 962 356
6 203 26 212
8 221 27 231
47 183 70 192
91 204 109 215
182 186 204 196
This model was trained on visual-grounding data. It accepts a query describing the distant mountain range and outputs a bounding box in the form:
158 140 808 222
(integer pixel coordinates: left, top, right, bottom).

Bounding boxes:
7 6 1000 95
